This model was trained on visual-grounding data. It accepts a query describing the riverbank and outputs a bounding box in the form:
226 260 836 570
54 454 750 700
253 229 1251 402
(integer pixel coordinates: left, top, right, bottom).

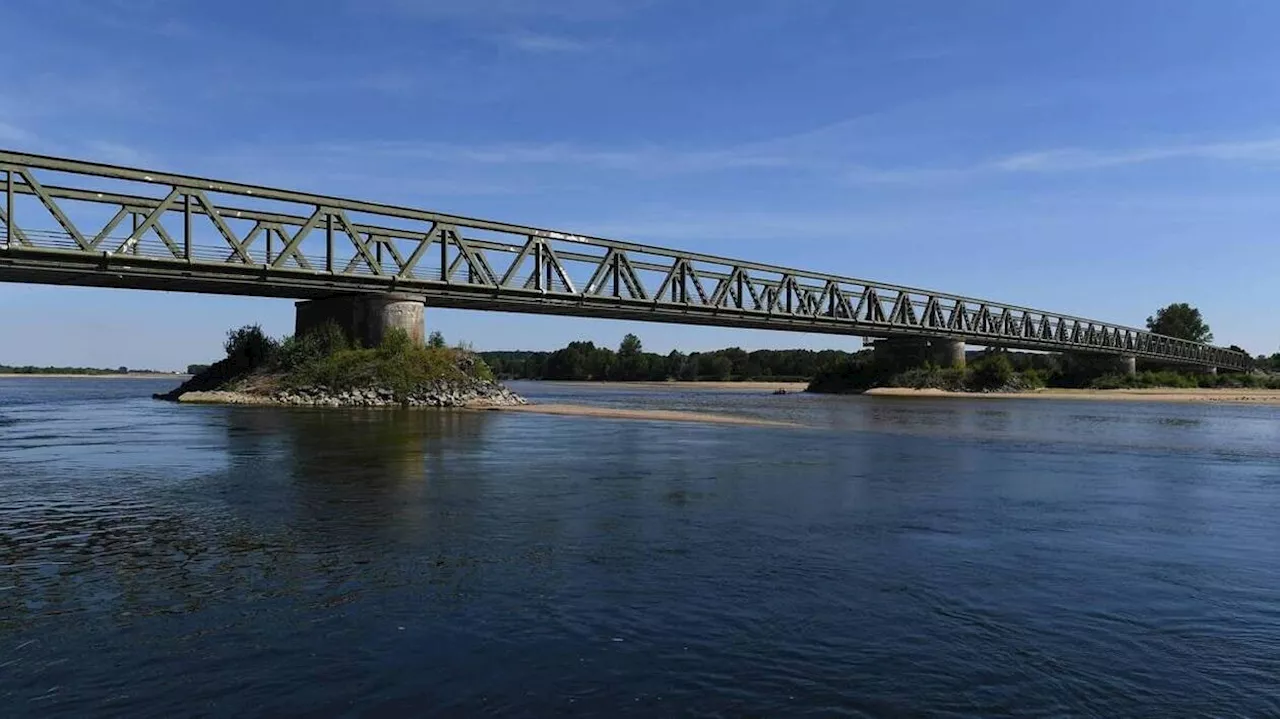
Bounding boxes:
865 387 1280 405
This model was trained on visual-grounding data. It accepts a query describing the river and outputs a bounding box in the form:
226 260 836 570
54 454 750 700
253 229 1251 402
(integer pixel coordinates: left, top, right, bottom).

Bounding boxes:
1 377 1278 717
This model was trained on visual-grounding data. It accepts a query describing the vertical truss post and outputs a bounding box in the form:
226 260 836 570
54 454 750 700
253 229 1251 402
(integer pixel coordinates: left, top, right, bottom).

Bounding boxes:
612 254 620 297
266 228 274 265
376 240 383 271
3 168 11 249
440 231 448 282
131 212 140 255
183 193 192 261
535 241 544 291
326 213 334 274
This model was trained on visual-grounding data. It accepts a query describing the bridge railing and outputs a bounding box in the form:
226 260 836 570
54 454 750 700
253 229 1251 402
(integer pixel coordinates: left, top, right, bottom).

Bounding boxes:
0 149 1252 371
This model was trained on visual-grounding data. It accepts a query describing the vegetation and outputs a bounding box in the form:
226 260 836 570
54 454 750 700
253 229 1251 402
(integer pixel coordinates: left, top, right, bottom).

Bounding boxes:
481 334 857 382
169 323 495 397
287 328 493 395
807 351 1039 394
0 364 169 375
1146 303 1213 343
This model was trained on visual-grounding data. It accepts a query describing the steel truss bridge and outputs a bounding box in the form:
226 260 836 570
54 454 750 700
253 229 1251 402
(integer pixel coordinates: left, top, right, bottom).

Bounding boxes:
0 150 1249 371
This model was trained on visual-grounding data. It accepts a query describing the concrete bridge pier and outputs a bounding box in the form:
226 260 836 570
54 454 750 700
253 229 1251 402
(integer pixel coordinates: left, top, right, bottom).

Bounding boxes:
931 339 967 369
1066 353 1137 377
1116 355 1137 377
872 336 966 369
295 292 425 348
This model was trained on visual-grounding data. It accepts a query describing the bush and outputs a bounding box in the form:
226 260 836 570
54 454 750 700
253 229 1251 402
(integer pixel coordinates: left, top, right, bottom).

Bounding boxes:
224 324 278 372
968 353 1014 391
276 321 350 371
288 328 496 395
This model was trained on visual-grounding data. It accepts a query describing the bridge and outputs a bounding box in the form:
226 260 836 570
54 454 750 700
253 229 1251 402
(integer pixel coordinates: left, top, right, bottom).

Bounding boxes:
0 149 1250 373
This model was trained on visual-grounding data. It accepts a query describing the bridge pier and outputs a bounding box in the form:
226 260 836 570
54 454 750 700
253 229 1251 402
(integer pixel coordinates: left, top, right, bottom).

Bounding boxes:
1065 353 1137 377
295 292 425 348
871 337 966 369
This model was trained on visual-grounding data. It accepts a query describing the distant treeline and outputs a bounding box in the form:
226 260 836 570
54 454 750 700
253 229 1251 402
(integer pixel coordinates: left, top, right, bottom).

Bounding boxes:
479 333 1280 390
480 334 856 382
0 365 170 375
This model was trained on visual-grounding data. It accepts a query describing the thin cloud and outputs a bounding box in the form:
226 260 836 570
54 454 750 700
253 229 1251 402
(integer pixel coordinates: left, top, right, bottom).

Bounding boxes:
505 32 592 53
376 0 644 23
846 135 1280 185
307 140 803 174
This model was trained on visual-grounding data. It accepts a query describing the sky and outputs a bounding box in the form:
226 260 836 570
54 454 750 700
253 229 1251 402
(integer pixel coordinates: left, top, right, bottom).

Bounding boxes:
2 0 1279 369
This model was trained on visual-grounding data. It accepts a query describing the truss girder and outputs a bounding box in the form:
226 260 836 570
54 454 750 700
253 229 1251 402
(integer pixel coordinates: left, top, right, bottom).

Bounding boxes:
0 150 1251 371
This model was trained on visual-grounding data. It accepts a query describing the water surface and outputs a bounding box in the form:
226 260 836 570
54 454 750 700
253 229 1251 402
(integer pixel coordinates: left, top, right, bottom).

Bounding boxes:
2 378 1278 717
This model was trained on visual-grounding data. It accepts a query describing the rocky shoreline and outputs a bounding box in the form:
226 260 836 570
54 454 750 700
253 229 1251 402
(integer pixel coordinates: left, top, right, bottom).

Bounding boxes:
157 378 526 409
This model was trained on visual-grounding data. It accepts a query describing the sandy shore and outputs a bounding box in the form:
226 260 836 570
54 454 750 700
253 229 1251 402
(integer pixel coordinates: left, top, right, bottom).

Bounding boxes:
488 403 796 427
865 387 1280 405
538 380 809 393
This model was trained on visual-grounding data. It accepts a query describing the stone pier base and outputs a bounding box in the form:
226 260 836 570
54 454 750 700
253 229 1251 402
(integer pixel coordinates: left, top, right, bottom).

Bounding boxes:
1066 353 1137 377
295 293 425 348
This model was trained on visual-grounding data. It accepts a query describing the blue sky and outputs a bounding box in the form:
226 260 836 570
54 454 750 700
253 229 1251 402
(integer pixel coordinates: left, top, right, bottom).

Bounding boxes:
2 0 1278 369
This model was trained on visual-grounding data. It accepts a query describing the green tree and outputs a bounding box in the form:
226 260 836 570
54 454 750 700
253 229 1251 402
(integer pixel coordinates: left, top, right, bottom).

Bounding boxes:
224 324 278 371
428 331 447 349
619 333 642 357
1146 303 1213 343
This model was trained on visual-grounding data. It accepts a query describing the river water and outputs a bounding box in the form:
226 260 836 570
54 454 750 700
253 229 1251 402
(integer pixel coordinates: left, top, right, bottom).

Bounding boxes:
1 378 1278 717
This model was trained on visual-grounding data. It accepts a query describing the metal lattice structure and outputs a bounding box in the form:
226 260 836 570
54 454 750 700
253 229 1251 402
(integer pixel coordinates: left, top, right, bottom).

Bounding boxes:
0 149 1249 370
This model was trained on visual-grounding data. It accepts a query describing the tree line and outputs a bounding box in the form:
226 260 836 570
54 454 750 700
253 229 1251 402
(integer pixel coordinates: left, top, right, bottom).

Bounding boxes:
480 303 1279 384
480 334 857 382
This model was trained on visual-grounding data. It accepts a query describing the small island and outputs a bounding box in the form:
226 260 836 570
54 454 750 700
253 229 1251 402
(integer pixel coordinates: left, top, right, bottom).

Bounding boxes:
156 324 525 409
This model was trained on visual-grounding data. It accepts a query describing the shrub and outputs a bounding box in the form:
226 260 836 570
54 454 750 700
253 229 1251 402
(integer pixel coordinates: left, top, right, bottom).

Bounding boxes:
223 324 278 372
968 353 1014 391
276 321 350 371
288 328 496 396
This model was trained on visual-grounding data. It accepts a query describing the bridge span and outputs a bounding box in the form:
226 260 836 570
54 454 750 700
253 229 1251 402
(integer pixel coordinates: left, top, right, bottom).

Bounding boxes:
0 150 1250 372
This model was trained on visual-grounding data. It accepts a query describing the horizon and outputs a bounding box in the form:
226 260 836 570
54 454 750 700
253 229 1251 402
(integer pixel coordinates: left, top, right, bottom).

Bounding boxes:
2 0 1278 367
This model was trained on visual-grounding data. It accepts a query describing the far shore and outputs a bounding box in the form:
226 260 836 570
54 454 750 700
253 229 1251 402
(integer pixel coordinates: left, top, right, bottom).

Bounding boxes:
0 373 189 379
865 387 1280 405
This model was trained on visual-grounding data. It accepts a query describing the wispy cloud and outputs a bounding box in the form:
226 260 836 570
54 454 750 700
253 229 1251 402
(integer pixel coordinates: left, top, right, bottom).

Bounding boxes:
993 137 1280 172
305 140 803 174
82 140 154 167
504 32 592 53
375 0 645 23
847 135 1280 185
0 120 34 145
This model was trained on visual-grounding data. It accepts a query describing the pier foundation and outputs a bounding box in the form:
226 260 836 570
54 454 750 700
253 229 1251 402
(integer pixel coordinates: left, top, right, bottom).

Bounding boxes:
295 293 425 348
871 337 967 369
